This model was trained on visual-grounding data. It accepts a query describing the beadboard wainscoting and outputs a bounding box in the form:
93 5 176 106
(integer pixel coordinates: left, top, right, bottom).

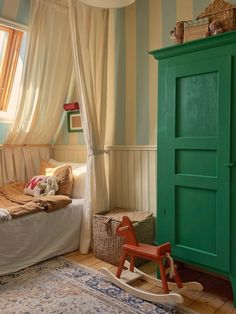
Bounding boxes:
108 146 157 216
52 145 88 163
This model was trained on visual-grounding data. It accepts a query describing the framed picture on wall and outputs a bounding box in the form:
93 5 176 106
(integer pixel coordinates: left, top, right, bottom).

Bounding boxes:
67 111 83 132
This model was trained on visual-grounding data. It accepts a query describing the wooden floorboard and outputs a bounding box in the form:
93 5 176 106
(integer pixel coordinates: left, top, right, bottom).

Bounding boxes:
64 251 235 314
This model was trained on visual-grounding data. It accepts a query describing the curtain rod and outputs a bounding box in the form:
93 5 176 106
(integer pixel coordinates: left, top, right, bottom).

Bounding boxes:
0 17 28 32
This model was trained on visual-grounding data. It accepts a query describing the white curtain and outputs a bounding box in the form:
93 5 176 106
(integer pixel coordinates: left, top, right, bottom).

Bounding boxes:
68 0 109 253
5 0 73 145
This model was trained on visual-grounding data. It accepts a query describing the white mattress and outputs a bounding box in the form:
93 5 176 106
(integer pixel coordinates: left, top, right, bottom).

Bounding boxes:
0 198 84 276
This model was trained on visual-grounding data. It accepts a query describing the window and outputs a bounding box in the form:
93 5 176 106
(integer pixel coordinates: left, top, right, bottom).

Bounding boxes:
0 22 27 120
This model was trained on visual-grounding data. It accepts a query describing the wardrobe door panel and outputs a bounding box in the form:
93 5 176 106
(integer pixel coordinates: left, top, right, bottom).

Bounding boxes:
163 56 231 271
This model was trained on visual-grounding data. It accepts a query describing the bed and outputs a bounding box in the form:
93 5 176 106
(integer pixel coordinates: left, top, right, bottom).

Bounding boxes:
0 159 87 276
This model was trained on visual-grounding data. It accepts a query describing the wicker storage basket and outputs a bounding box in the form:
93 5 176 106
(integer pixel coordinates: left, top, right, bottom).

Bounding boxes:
197 0 236 32
93 208 154 266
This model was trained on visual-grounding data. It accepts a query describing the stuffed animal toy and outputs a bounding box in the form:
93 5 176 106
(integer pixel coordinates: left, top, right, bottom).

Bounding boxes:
36 176 59 196
205 20 223 37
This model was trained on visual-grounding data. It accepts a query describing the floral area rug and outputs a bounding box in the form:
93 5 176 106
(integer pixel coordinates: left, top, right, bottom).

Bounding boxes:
0 257 198 314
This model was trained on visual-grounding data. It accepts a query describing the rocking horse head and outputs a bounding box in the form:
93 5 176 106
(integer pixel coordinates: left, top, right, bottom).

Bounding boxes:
116 216 139 246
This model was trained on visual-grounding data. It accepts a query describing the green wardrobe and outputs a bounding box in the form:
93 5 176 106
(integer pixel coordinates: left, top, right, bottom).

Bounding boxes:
150 31 236 303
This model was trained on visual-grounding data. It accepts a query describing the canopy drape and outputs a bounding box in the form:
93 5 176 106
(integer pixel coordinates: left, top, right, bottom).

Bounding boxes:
5 0 73 145
2 0 73 184
68 0 109 253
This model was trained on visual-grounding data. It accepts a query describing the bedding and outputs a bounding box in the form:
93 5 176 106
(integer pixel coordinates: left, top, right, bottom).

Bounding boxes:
0 158 86 276
0 198 84 276
0 182 72 218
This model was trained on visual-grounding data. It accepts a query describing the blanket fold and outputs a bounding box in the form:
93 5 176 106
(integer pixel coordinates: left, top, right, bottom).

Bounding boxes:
0 183 72 218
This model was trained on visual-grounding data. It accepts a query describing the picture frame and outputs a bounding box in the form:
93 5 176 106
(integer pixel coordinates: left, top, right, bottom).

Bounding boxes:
67 111 83 132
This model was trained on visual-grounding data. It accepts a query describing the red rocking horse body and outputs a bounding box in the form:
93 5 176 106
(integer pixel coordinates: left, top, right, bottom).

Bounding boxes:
101 216 203 304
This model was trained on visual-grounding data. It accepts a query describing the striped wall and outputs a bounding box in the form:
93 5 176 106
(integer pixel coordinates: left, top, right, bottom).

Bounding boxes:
52 145 87 163
0 0 30 24
0 123 11 143
0 0 30 143
113 0 210 147
53 112 86 146
58 0 230 147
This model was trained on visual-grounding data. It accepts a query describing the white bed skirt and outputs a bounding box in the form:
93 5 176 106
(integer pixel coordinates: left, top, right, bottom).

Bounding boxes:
0 199 83 276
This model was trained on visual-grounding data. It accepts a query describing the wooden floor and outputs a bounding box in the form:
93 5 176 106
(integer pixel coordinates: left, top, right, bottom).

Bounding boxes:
64 251 236 314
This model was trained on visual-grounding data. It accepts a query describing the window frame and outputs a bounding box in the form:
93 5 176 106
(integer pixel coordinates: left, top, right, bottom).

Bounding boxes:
0 25 23 112
0 17 27 122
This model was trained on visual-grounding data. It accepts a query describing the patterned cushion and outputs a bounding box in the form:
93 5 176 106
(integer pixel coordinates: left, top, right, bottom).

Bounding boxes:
24 175 48 196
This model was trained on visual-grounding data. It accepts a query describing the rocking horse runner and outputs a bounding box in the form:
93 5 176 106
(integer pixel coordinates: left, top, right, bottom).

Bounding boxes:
101 216 203 304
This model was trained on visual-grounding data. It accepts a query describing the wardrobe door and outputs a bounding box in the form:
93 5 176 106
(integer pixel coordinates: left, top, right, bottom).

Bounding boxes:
158 55 231 271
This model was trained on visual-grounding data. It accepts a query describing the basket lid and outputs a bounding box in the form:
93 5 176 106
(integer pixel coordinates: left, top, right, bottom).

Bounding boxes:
100 207 153 222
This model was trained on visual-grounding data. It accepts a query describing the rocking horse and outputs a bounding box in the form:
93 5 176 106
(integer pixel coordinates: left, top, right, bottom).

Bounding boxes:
101 216 203 304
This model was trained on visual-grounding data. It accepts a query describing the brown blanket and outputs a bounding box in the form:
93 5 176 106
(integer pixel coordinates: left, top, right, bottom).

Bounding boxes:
0 182 72 218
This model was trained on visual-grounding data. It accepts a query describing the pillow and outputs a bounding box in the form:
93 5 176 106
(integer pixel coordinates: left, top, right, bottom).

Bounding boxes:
39 160 57 175
24 175 48 196
46 164 74 197
48 159 87 198
71 165 87 198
